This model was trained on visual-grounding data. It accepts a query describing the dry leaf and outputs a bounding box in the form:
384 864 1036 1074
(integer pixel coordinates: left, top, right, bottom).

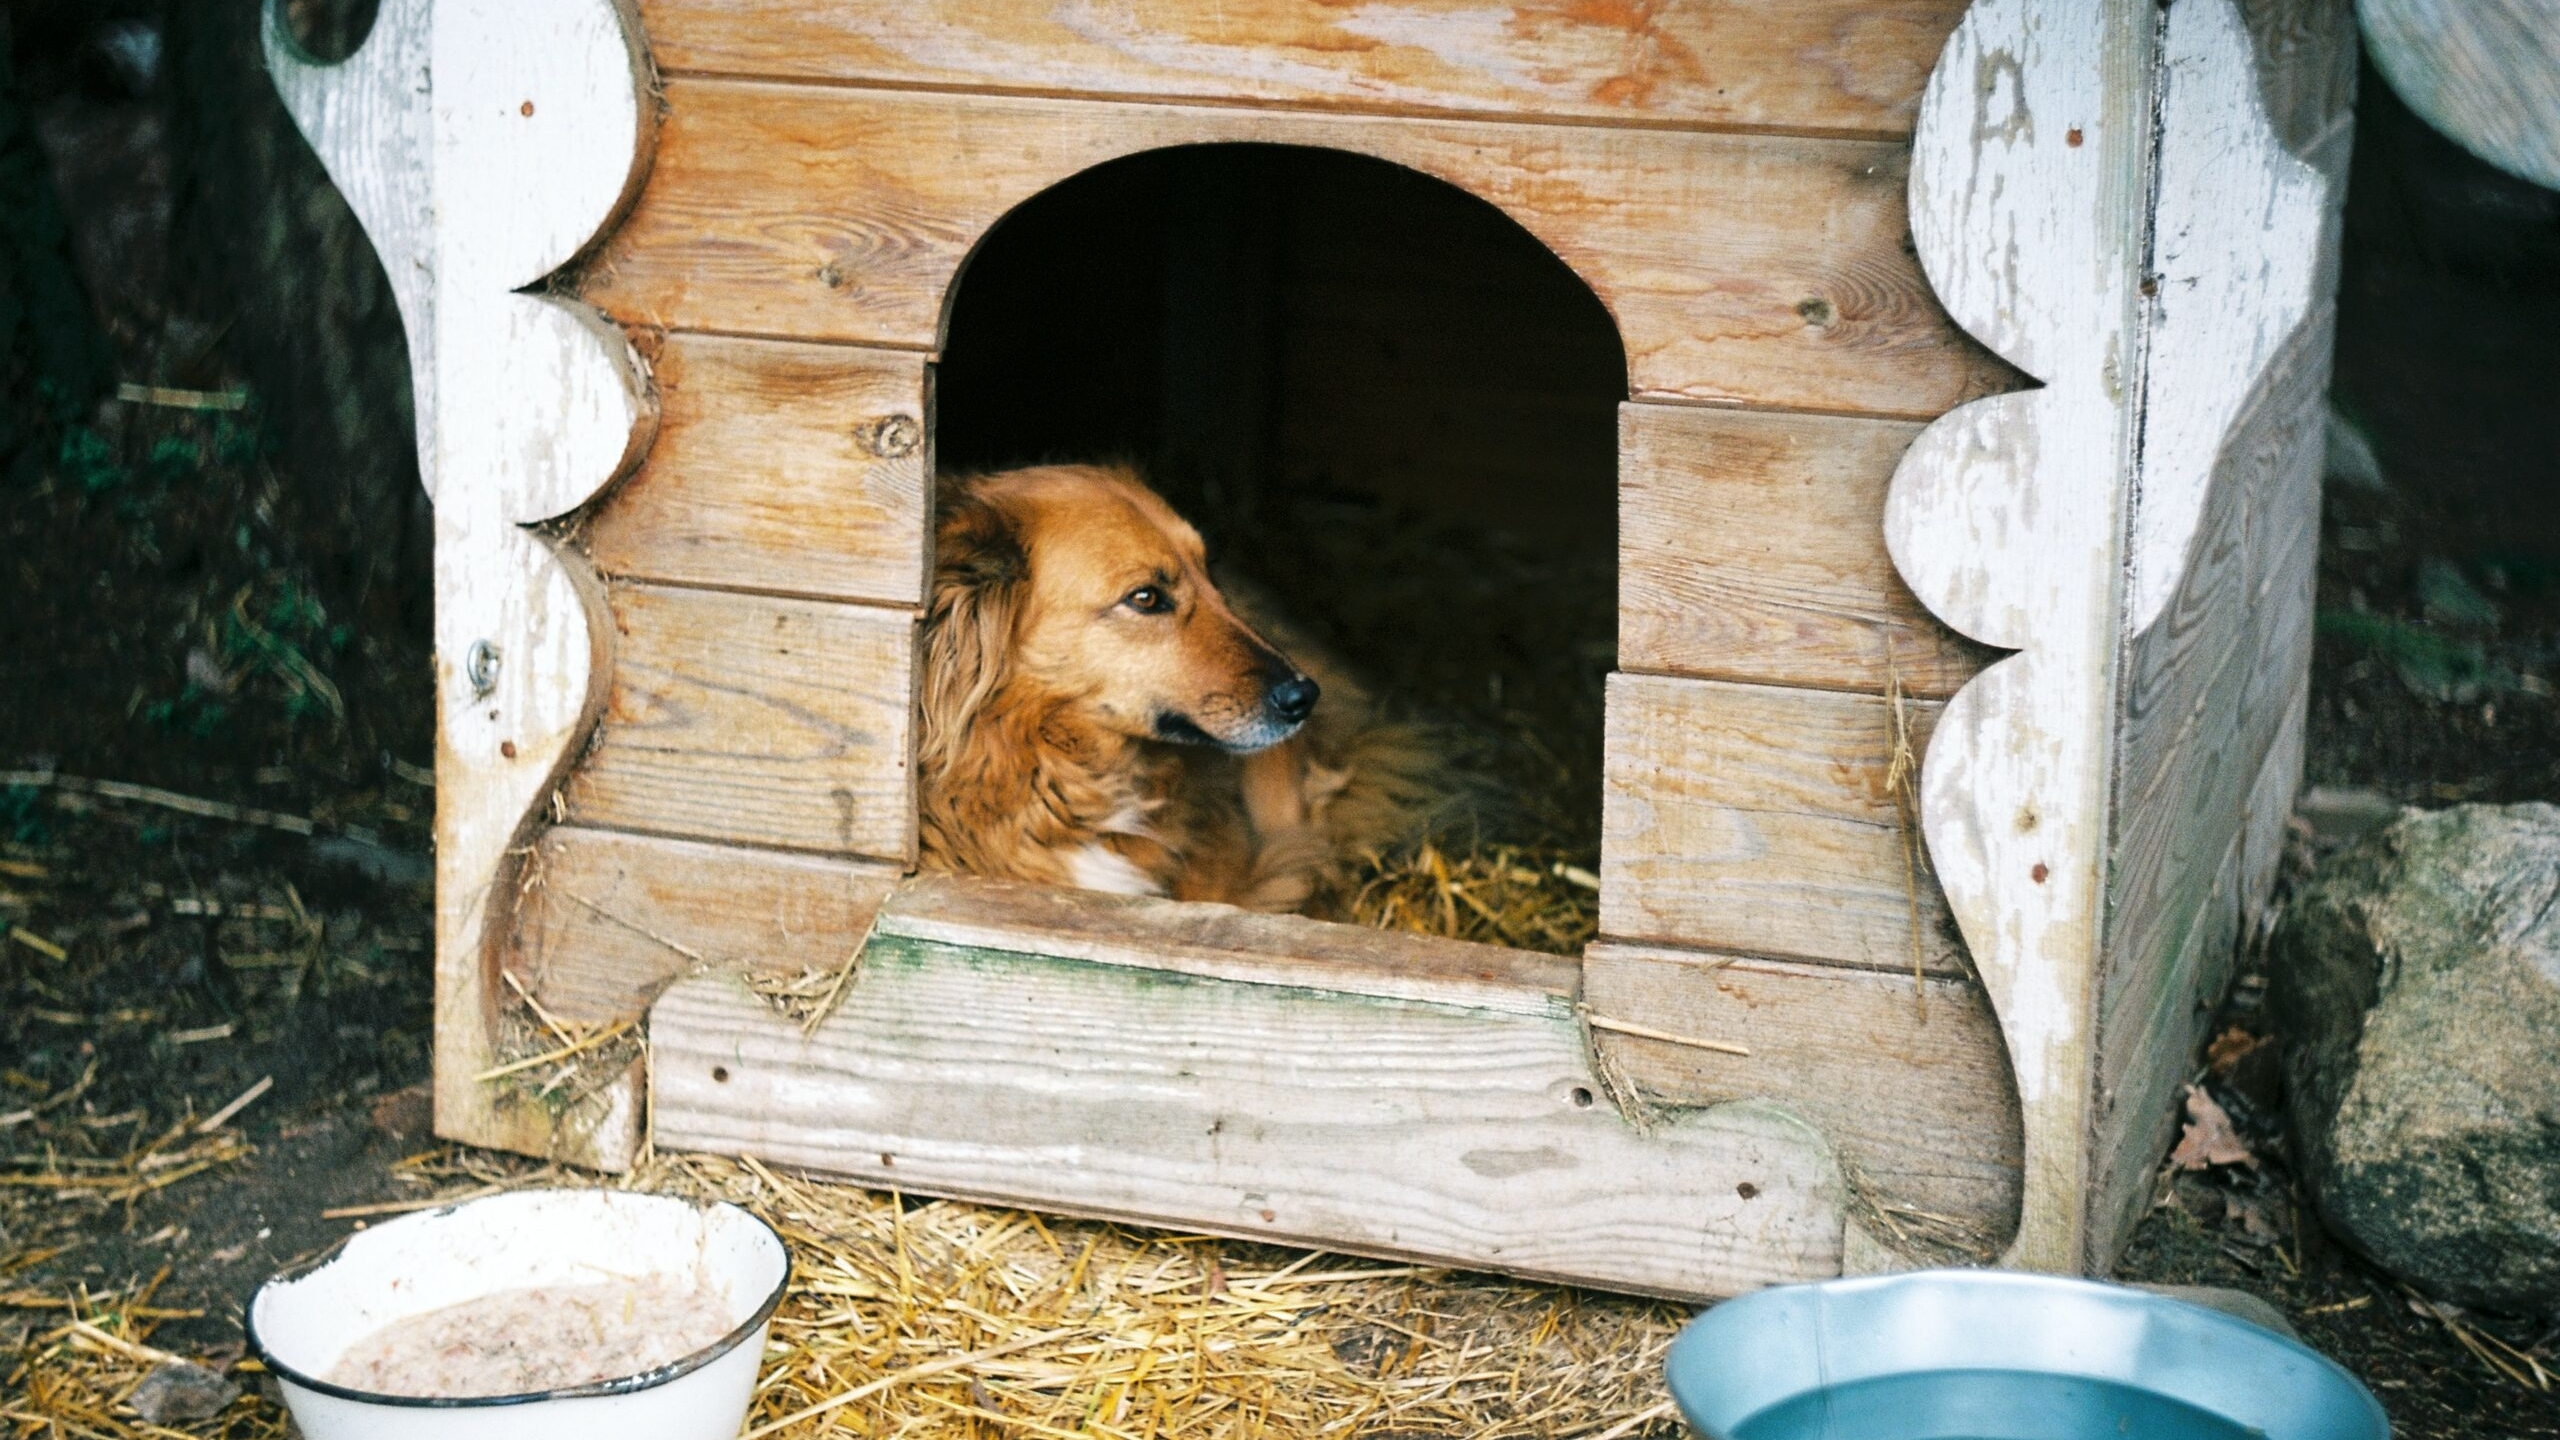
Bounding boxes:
2169 1084 2257 1170
2205 1027 2268 1075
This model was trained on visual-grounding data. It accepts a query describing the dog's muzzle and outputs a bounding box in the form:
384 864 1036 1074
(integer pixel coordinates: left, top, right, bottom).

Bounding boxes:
1265 675 1319 725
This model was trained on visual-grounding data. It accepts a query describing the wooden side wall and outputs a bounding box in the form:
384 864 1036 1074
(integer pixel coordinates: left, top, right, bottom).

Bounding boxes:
2091 0 2356 1260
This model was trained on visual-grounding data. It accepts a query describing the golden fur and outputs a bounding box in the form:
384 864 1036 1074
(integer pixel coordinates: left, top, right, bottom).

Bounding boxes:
916 463 1436 911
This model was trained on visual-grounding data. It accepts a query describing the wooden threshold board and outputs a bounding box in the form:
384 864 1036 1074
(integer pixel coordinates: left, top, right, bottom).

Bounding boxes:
649 878 1871 1298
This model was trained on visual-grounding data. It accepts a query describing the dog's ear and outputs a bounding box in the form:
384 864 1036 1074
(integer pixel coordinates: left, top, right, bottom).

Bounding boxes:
919 487 1028 771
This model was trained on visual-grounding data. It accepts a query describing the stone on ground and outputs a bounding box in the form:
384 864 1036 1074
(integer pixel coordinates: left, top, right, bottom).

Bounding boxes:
127 1359 240 1424
2272 802 2560 1314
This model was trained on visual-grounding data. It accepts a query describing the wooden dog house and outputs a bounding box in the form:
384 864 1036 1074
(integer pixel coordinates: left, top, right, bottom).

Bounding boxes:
268 0 2353 1297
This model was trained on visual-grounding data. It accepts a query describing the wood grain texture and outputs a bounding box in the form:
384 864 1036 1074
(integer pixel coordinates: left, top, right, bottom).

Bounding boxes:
652 932 1856 1300
1617 402 1990 698
2104 312 2332 1136
2089 830 2245 1266
637 0 1970 139
2123 0 2326 635
2237 0 2362 156
2096 247 2338 1267
508 825 900 1026
2359 0 2560 189
262 0 438 483
276 0 663 1164
1882 0 2159 1273
582 80 2016 420
562 582 917 861
1585 941 2020 1244
1599 672 1962 975
581 335 930 604
881 877 1577 1019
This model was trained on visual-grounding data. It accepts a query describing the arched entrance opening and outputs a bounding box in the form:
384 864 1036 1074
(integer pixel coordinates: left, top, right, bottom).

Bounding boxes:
936 144 1627 944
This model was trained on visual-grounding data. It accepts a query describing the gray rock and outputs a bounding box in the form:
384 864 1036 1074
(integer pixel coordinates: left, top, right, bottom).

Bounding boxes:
127 1359 240 1425
2272 803 2560 1313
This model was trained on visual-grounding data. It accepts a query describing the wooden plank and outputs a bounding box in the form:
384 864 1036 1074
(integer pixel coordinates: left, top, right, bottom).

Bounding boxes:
562 582 917 861
583 81 2017 421
638 0 1970 139
2360 0 2560 190
2114 421 2258 833
880 878 1576 1019
581 335 931 604
2089 830 2244 1267
1585 941 2019 1246
2236 0 2362 157
1882 0 2163 1275
2239 674 2311 932
285 0 665 1170
2106 310 2330 1034
651 929 1855 1300
508 826 900 1026
1600 672 1963 975
1617 403 1989 698
2120 0 2326 637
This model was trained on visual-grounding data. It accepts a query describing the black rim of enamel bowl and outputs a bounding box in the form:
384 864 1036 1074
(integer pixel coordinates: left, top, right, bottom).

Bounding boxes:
242 1190 792 1409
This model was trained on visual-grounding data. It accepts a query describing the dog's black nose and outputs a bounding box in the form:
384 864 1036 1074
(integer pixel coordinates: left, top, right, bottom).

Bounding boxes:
1267 676 1320 723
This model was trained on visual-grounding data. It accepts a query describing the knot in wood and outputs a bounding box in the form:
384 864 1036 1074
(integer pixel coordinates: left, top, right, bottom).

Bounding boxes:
859 414 923 459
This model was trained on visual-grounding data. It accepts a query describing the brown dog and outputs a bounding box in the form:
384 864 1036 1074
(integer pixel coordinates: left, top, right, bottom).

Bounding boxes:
917 463 1432 911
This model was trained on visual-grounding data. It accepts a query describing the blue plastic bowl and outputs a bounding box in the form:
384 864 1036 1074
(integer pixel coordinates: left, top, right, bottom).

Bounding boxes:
1664 1270 2387 1440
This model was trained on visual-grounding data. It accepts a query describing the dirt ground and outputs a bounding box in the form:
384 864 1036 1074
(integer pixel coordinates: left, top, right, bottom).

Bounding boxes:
6 13 2560 1440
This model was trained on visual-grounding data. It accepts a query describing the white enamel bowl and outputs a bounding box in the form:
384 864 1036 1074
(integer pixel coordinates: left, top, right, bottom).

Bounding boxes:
247 1189 788 1440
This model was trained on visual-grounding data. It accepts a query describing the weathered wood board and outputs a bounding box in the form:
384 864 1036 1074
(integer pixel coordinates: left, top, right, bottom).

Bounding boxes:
651 880 1862 1299
2086 0 2351 1261
583 81 2015 421
508 825 900 1026
1585 940 2020 1244
580 335 931 605
1618 402 1990 699
2091 351 2325 1260
561 582 917 861
884 878 1575 1017
2359 0 2559 190
637 0 1971 138
1600 672 1961 975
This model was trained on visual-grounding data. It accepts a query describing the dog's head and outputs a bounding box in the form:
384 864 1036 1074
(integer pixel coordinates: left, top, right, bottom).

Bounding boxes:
925 465 1318 755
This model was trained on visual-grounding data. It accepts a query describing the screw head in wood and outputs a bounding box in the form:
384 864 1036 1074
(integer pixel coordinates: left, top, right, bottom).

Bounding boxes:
464 639 501 698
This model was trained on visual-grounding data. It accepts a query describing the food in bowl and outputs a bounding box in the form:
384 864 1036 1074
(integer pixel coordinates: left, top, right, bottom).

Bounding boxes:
324 1272 742 1398
249 1188 788 1440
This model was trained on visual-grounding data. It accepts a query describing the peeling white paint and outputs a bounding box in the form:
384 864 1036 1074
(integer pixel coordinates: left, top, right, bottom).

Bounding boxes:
264 0 656 1159
2125 0 2324 634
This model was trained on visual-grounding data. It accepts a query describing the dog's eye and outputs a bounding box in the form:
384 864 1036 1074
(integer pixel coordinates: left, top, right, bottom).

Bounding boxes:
1122 586 1173 615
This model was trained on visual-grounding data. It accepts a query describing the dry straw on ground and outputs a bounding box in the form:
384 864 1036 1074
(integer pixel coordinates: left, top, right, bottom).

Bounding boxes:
5 1143 1689 1439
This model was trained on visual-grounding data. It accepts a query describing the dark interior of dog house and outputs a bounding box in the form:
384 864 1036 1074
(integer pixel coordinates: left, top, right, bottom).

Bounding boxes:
934 145 1628 951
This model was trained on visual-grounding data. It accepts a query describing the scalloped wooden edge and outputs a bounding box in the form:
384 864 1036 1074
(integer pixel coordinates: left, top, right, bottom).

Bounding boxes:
264 0 659 1167
1887 0 2335 1270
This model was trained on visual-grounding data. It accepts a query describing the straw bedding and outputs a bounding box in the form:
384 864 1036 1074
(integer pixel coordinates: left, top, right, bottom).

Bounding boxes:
6 1144 1688 1438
